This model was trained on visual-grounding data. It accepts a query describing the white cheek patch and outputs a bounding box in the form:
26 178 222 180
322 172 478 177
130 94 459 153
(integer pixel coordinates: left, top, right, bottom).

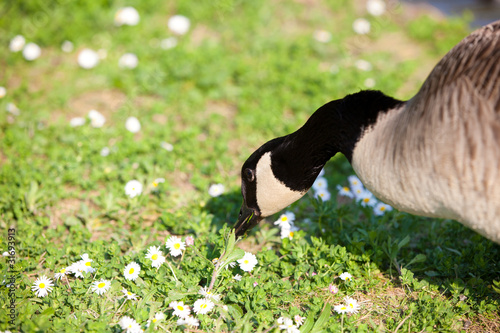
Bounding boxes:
255 152 306 217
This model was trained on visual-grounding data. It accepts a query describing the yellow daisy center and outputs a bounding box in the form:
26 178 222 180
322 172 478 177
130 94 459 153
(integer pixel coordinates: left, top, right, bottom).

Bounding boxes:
289 231 294 237
320 193 324 197
343 187 349 191
132 187 135 190
39 283 45 288
129 268 135 274
349 303 354 308
153 182 158 187
201 304 207 309
151 254 158 260
152 318 157 323
281 216 288 222
341 306 347 310
128 292 132 295
207 291 212 295
244 260 249 264
85 262 91 266
60 268 66 273
380 206 386 211
177 305 184 311
98 282 105 288
174 243 180 249
363 198 369 203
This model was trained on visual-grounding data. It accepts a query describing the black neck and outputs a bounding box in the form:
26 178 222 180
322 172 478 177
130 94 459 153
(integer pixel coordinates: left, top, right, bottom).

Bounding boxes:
272 90 403 190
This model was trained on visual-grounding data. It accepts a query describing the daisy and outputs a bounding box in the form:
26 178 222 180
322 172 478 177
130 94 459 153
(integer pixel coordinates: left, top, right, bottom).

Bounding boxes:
78 48 100 69
329 284 339 294
32 276 54 297
118 316 142 332
115 7 140 26
169 300 191 318
294 315 306 327
119 53 139 69
9 35 25 52
208 183 225 197
355 59 372 71
193 298 215 315
367 0 386 16
313 30 331 43
80 253 96 273
312 177 328 191
374 202 393 216
278 317 300 333
125 116 141 132
69 117 85 127
357 190 377 207
274 211 295 229
68 261 86 278
233 274 242 281
124 262 141 281
23 42 41 61
336 185 354 198
339 272 352 282
166 236 185 257
345 297 361 314
91 279 110 295
145 246 166 268
315 189 331 201
100 147 110 157
6 103 20 116
185 236 194 246
152 178 165 188
54 267 68 281
352 18 371 35
168 15 190 35
177 315 200 327
61 40 74 53
199 286 220 301
88 109 105 128
334 304 349 314
237 252 258 272
161 37 178 50
348 175 363 189
0 86 7 98
122 288 138 300
151 312 165 324
125 180 143 198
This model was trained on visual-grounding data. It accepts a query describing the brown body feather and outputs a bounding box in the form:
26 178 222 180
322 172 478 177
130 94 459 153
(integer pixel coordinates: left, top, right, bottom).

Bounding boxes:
352 21 500 243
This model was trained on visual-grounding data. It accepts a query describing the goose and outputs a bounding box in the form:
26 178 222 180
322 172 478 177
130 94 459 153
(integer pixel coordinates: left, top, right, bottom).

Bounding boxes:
233 20 500 244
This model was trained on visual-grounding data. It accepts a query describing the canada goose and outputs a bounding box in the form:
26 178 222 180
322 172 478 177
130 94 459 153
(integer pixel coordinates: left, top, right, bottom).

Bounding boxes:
234 20 500 244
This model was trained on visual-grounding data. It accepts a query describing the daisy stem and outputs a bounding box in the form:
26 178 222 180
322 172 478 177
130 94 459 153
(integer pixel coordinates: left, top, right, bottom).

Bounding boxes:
166 261 178 282
341 313 344 333
208 249 225 292
113 299 127 320
64 275 72 293
177 249 185 269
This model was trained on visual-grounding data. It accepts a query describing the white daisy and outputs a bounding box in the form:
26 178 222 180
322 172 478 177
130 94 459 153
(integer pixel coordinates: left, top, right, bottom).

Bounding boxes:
100 147 110 157
88 109 105 128
336 185 354 198
166 236 185 257
69 117 85 127
115 6 140 26
152 178 165 188
54 267 68 281
355 59 372 71
193 298 215 315
31 276 54 297
312 177 328 191
367 0 386 16
294 315 306 327
151 312 165 324
161 37 178 49
278 317 300 333
315 189 331 201
68 261 86 278
357 190 377 207
118 316 142 332
177 315 200 327
348 175 363 189
329 284 339 294
199 286 220 301
78 48 99 69
208 183 225 197
119 53 139 69
6 103 20 116
9 35 25 52
233 274 242 281
91 279 111 295
124 262 141 281
374 202 393 216
125 116 141 133
169 300 191 318
334 304 349 314
80 253 96 273
185 236 194 246
122 288 138 300
274 211 295 229
345 297 361 313
61 40 74 53
22 42 41 61
125 180 143 198
339 272 352 281
280 222 299 240
237 252 258 272
168 15 190 35
0 86 6 98
353 18 371 35
145 246 166 268
313 30 331 43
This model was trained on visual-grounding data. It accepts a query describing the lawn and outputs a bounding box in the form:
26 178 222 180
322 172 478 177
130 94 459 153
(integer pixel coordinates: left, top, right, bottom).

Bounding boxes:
0 0 499 332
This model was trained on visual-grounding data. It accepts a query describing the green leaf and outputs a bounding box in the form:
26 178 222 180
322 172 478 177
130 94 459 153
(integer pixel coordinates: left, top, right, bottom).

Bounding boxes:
221 248 245 270
405 253 426 267
41 307 55 317
310 303 331 332
299 314 316 333
397 235 410 250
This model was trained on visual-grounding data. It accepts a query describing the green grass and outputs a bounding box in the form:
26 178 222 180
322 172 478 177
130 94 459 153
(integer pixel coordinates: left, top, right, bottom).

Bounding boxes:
1 0 499 332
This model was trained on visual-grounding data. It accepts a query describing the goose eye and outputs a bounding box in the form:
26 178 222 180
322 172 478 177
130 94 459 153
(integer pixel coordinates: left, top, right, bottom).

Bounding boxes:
244 168 255 182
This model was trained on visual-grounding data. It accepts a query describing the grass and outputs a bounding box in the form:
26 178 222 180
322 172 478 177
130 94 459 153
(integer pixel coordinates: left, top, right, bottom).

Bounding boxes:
0 0 499 332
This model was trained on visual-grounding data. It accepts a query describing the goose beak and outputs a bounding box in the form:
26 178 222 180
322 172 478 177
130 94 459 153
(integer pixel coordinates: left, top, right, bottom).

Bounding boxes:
234 204 262 238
